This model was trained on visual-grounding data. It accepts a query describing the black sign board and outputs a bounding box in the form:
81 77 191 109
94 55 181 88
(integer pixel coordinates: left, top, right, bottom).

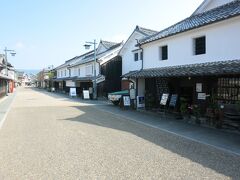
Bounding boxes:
169 94 178 107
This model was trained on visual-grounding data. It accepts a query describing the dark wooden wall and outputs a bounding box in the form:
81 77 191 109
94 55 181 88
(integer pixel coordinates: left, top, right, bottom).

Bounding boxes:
98 56 122 97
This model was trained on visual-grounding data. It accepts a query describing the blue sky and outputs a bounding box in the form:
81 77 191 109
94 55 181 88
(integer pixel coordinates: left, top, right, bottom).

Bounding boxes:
0 0 203 70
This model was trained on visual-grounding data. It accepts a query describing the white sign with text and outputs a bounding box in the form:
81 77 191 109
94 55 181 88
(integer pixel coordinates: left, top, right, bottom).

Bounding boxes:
83 90 90 99
123 96 131 106
70 88 77 97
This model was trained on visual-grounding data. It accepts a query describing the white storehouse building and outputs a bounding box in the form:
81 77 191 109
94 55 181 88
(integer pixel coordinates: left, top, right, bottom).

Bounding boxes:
119 25 157 90
54 40 123 97
123 0 240 125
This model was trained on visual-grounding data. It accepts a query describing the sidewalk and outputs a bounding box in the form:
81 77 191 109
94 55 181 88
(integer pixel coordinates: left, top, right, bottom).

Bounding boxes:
38 88 240 156
97 104 240 156
0 92 16 128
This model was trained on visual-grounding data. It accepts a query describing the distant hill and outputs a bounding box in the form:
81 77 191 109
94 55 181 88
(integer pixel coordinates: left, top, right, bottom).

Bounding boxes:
17 69 40 75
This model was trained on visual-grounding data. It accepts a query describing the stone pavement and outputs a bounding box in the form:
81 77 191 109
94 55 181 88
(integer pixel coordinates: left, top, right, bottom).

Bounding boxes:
0 87 239 179
50 89 240 156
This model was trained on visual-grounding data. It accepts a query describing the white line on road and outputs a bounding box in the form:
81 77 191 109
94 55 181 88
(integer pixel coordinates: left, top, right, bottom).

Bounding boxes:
0 94 16 130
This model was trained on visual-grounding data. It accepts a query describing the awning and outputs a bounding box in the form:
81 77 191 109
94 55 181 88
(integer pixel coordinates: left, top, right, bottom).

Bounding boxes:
53 77 76 82
75 77 95 82
75 75 103 83
123 60 240 78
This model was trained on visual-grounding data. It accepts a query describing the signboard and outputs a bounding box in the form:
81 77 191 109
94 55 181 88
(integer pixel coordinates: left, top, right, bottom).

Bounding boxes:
95 75 105 84
83 90 90 99
70 88 77 97
129 89 136 100
160 93 169 106
123 96 131 106
198 93 206 100
169 94 178 107
196 83 202 92
137 96 145 108
66 80 76 87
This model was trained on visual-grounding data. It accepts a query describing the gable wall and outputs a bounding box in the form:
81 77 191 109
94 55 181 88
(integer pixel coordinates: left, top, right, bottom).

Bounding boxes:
121 32 145 75
97 44 108 54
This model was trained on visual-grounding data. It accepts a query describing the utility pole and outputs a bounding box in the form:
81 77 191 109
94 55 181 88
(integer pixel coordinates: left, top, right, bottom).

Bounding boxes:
84 40 98 99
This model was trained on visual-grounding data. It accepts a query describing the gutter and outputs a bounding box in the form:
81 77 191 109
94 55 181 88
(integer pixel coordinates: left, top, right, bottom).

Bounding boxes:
140 44 143 70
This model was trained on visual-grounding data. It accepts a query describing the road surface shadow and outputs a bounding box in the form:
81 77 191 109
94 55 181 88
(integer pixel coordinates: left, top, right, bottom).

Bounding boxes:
31 87 240 178
58 105 240 179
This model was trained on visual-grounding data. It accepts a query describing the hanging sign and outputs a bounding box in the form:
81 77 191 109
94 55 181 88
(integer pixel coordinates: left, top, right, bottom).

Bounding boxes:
198 93 206 100
66 80 76 87
123 96 131 106
160 93 169 106
95 75 105 84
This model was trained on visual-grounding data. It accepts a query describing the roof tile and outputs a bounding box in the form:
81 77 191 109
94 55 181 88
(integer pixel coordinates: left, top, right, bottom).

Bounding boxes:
123 60 240 78
140 0 240 44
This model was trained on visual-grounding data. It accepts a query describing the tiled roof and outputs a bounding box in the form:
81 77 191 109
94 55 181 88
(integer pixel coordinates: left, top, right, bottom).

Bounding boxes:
53 77 73 81
118 25 158 55
54 75 102 82
72 42 122 66
121 70 138 78
74 75 102 81
137 26 158 36
140 0 240 45
101 40 119 49
123 60 240 78
56 40 122 69
55 50 94 70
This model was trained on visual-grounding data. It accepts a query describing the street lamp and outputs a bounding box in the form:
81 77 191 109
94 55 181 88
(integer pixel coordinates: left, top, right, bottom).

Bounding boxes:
4 47 16 95
84 40 97 99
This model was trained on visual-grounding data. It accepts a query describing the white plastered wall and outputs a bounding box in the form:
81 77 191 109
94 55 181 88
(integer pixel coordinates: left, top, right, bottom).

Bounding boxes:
142 16 240 69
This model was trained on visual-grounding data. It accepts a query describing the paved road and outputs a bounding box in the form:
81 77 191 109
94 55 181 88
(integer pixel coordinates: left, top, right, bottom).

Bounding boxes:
0 87 239 179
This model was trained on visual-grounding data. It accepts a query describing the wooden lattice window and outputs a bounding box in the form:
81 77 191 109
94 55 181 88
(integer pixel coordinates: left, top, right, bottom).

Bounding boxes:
217 77 240 103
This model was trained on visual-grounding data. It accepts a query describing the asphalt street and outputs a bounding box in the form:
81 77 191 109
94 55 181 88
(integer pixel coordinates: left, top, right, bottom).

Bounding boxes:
0 87 239 179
